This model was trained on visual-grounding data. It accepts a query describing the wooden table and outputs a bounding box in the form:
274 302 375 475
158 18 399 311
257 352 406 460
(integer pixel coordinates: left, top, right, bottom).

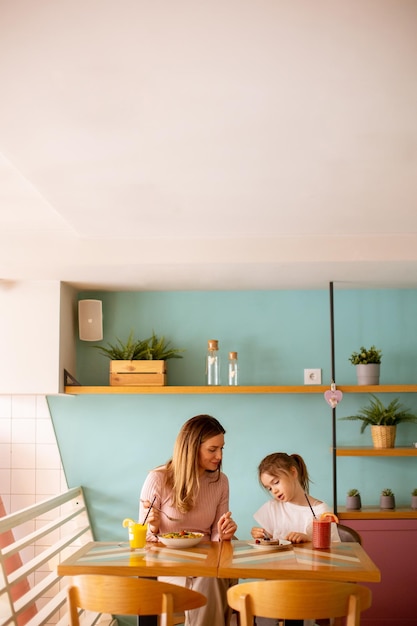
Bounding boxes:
58 540 380 624
57 540 220 578
218 540 381 583
58 540 221 626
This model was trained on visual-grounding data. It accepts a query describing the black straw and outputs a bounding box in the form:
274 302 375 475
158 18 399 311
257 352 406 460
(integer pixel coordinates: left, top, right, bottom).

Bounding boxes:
305 493 317 519
142 495 157 526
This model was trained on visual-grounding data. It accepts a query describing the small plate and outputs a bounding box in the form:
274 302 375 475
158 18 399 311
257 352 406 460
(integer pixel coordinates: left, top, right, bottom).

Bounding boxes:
158 532 204 548
248 539 292 550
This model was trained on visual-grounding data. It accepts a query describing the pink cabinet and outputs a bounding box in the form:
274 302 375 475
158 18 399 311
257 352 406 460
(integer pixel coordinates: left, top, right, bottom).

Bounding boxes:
346 519 417 625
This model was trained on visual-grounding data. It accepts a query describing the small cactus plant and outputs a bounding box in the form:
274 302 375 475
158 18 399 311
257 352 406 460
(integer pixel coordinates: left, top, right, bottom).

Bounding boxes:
346 488 362 510
349 345 382 365
380 488 395 510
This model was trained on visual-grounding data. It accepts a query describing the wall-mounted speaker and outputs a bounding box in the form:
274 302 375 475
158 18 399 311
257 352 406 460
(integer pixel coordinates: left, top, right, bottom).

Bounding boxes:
78 299 103 341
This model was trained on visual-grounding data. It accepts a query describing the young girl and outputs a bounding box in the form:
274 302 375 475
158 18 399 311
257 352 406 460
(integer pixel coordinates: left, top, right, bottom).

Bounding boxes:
140 414 238 626
252 452 339 626
252 452 339 543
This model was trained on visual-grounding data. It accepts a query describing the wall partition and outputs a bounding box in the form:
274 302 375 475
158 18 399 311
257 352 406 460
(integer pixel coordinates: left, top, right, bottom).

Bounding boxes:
48 288 417 542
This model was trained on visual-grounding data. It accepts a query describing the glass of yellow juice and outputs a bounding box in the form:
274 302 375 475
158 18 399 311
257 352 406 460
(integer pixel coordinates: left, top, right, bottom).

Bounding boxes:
128 523 147 549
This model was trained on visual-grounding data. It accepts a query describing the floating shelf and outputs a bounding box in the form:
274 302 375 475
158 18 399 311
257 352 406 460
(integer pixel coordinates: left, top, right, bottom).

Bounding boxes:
338 506 417 520
335 385 417 393
335 447 417 518
64 384 417 395
64 385 331 395
336 447 417 457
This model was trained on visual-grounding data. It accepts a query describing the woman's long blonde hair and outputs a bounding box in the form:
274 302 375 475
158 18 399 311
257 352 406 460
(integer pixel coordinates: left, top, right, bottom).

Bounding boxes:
163 414 225 513
258 452 310 493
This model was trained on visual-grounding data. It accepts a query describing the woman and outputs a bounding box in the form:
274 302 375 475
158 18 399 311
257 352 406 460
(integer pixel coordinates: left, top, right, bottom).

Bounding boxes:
139 414 237 626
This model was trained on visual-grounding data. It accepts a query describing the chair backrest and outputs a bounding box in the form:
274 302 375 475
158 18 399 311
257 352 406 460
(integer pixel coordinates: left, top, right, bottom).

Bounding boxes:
227 579 372 626
67 575 207 626
337 523 362 544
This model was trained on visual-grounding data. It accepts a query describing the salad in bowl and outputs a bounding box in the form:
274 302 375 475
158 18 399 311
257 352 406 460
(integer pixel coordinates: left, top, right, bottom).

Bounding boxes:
158 530 204 548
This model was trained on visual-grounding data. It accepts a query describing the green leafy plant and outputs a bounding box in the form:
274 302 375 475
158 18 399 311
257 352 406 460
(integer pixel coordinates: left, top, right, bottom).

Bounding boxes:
349 345 382 365
94 331 184 361
412 488 417 496
381 488 394 497
340 395 417 433
347 488 360 497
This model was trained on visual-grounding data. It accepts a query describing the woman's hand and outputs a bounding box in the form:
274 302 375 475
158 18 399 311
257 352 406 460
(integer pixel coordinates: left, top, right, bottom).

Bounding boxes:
286 531 309 543
251 527 272 540
141 499 160 535
218 511 237 541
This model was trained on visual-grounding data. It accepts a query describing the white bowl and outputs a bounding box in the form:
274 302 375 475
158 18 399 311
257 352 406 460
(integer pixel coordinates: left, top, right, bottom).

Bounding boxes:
158 532 204 548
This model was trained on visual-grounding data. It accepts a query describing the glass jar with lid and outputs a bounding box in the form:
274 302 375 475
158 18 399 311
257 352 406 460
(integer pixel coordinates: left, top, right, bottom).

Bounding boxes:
206 339 220 385
228 351 238 386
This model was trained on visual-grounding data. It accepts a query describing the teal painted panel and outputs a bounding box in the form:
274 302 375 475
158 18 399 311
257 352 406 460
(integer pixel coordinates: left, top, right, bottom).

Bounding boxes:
76 290 330 386
334 289 417 383
50 288 417 546
48 392 336 542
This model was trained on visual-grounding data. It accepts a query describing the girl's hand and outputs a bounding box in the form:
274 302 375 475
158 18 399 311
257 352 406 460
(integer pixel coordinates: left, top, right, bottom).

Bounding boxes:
218 511 237 541
141 499 160 535
251 527 272 540
286 531 309 543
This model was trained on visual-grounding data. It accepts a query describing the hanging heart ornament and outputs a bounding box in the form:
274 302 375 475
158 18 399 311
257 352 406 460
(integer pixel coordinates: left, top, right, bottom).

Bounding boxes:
324 388 343 408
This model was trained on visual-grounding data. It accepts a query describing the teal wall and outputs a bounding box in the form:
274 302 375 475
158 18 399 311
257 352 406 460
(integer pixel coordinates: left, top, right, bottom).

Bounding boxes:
47 288 417 543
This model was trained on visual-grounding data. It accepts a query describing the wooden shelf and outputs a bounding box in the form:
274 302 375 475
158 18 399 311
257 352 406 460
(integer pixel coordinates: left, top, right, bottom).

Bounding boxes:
64 385 331 395
337 385 417 393
338 506 417 520
336 447 417 457
64 384 417 395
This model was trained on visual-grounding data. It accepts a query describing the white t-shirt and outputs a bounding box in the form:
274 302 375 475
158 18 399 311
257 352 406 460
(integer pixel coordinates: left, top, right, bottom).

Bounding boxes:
254 499 340 542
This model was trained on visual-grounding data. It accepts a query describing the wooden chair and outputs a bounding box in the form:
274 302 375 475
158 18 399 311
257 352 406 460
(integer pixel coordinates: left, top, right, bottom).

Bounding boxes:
337 523 362 544
66 574 207 626
227 579 372 626
315 526 363 626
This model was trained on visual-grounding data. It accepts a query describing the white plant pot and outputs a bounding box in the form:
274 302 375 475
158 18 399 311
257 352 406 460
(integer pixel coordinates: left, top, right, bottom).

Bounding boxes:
356 363 380 385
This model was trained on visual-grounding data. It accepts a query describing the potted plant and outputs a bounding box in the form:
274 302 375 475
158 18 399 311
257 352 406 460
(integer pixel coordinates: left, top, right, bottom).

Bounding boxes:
412 489 417 510
340 394 417 448
94 331 184 386
380 488 395 509
349 345 382 385
346 488 361 510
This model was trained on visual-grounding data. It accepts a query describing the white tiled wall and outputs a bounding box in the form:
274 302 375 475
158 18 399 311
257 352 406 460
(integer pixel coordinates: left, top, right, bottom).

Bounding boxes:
0 395 67 513
0 393 67 515
0 394 69 625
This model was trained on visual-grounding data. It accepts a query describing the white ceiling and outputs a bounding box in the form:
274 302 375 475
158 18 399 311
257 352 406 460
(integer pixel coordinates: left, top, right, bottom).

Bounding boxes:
1 0 417 291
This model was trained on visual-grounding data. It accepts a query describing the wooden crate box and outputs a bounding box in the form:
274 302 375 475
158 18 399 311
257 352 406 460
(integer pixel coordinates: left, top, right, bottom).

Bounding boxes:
110 360 167 386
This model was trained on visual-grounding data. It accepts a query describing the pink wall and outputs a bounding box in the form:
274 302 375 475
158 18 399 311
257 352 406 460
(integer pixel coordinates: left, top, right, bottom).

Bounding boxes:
347 519 417 625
